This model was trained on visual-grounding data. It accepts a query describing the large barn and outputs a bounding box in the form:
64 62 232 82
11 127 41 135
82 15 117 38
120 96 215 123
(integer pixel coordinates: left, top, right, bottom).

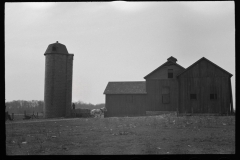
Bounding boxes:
103 56 233 117
177 57 234 115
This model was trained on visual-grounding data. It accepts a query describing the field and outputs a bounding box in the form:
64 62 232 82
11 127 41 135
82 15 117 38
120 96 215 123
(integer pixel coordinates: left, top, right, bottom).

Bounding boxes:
5 113 235 155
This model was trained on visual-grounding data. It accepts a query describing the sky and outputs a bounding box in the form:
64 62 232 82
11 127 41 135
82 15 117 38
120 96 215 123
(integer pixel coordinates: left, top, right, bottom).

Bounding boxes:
5 1 235 108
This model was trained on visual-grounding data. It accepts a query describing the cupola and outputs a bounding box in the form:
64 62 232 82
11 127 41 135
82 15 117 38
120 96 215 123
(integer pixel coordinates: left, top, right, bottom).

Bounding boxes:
167 56 177 63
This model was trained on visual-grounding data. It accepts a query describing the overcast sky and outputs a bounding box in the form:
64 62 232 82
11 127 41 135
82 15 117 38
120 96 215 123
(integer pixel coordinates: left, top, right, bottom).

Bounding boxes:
5 2 235 108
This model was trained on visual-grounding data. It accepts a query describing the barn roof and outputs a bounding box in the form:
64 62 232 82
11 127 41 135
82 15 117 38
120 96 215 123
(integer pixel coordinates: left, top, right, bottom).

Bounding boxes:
176 57 233 77
144 56 185 79
103 81 147 94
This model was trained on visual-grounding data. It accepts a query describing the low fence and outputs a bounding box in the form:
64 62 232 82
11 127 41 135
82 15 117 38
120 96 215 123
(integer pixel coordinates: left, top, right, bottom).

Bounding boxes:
72 108 91 118
5 111 43 121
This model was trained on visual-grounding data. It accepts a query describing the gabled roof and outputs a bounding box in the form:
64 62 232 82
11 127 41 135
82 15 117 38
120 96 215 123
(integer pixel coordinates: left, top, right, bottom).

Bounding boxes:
176 57 233 77
144 60 185 79
103 81 146 94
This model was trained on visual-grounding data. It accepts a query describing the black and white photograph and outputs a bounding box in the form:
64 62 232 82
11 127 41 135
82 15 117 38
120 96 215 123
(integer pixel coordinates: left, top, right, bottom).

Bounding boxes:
5 1 235 155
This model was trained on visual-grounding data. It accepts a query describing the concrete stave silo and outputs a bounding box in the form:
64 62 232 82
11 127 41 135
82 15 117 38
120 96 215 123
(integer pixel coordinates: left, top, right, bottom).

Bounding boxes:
44 41 74 118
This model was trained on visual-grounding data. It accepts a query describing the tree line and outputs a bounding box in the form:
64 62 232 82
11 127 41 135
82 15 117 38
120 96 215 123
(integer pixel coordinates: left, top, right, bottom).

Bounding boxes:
73 101 105 110
5 100 105 114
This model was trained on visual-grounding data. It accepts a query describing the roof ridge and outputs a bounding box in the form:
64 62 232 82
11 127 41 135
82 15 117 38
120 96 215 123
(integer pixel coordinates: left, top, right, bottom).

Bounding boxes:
176 57 233 77
144 61 185 79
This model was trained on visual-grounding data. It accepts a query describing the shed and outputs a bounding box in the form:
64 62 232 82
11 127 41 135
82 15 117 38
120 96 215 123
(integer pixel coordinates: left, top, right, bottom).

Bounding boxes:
103 81 147 117
177 57 233 115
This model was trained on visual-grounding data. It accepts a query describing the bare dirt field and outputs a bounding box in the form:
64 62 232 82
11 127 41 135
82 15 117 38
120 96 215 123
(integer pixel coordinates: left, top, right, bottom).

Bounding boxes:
5 113 235 155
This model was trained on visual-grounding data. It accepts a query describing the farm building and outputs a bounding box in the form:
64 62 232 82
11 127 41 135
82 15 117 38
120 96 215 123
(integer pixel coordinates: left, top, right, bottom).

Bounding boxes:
144 56 185 111
104 82 147 117
103 56 233 117
44 41 74 118
103 56 185 117
177 57 234 115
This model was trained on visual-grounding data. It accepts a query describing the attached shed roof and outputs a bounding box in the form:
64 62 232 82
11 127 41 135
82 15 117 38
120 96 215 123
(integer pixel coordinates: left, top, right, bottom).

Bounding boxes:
103 81 147 94
144 60 185 79
176 57 233 77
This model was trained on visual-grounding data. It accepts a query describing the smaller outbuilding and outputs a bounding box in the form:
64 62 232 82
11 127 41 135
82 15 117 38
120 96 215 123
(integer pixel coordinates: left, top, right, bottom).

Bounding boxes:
103 81 147 117
176 57 233 115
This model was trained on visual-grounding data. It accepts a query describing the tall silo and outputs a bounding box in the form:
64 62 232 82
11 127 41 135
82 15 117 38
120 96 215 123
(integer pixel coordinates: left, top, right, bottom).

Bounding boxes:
44 41 74 118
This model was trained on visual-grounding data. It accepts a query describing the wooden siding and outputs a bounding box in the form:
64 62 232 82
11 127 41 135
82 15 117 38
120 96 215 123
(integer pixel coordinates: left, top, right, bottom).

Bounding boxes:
229 78 234 114
105 94 146 117
145 63 184 112
178 59 231 115
179 60 230 78
146 64 184 79
146 79 178 111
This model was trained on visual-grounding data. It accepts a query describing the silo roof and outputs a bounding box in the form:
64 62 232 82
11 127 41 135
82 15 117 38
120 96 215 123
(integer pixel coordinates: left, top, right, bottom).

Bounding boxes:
44 41 69 55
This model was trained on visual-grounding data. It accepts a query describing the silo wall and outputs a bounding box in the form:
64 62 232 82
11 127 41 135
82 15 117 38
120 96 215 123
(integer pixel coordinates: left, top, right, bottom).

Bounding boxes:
44 53 73 118
65 54 74 117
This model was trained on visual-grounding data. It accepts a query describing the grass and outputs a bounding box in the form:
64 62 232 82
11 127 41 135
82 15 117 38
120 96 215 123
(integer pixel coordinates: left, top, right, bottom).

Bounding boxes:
5 114 235 155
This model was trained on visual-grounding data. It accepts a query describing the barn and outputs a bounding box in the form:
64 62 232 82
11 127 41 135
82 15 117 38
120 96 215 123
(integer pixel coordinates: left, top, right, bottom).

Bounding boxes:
103 56 185 117
103 81 146 117
177 57 233 115
103 56 233 117
144 56 185 111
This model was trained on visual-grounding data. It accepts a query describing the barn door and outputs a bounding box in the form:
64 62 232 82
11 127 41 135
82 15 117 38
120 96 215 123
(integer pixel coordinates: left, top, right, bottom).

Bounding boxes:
162 87 170 104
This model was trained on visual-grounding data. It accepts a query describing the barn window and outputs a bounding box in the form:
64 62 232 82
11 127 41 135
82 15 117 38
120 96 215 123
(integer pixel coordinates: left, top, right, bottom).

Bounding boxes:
168 69 173 78
190 94 197 100
52 46 56 51
162 94 170 104
210 94 217 100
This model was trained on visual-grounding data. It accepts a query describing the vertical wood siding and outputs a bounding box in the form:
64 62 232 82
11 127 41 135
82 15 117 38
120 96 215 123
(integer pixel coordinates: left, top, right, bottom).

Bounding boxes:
178 59 231 115
146 79 178 111
145 63 184 112
146 64 184 79
105 94 146 117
